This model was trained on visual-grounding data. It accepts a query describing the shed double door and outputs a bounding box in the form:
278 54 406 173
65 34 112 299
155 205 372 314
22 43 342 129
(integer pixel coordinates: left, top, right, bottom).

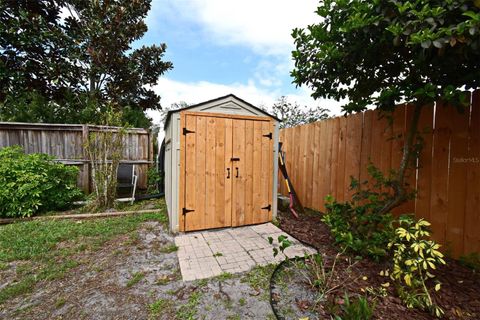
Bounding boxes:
180 112 273 232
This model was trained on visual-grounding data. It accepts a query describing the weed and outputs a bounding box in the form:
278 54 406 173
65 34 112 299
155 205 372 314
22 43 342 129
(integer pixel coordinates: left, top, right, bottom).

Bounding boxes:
176 290 202 320
55 297 66 309
238 297 246 306
214 272 235 282
213 252 223 257
149 298 173 318
0 262 7 271
195 278 209 287
226 315 241 320
159 244 179 254
241 264 276 291
334 293 374 320
127 271 145 288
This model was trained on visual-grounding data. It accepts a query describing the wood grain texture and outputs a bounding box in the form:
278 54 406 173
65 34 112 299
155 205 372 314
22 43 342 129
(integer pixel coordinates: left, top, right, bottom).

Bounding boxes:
278 93 480 256
0 123 151 191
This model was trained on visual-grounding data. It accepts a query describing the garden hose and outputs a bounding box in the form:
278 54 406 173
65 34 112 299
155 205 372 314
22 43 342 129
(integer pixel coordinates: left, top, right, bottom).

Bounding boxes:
269 236 319 320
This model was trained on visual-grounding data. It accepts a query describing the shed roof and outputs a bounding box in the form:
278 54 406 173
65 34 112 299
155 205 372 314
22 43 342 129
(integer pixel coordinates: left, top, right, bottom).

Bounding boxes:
164 94 280 128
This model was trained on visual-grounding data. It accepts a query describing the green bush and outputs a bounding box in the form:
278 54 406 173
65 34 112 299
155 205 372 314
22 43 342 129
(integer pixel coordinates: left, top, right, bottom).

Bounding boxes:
323 165 396 260
0 146 83 218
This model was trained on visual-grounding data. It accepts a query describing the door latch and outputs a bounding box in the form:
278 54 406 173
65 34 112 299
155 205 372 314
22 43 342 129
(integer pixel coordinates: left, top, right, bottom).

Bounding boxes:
182 208 194 215
261 204 271 211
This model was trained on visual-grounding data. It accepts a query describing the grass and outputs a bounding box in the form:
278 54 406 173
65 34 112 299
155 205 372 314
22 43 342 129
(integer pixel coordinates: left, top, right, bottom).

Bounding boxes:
176 290 202 320
126 271 145 288
0 200 167 305
159 244 179 253
149 298 173 319
241 264 276 291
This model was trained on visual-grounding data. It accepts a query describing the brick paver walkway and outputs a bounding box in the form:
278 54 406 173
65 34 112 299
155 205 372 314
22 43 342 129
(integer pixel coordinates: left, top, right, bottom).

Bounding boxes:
175 223 317 281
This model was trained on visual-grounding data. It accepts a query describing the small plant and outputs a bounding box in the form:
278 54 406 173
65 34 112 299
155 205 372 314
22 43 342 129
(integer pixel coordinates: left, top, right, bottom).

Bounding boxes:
323 164 398 260
159 244 179 254
147 166 162 193
268 235 292 258
126 271 145 288
334 293 375 320
0 146 83 218
85 108 126 210
213 252 223 257
293 251 355 302
149 298 172 319
387 215 446 317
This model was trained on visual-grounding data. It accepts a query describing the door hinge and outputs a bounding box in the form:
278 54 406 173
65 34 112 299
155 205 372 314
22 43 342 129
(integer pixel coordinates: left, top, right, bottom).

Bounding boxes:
261 204 271 211
263 132 272 139
182 208 194 215
183 127 195 135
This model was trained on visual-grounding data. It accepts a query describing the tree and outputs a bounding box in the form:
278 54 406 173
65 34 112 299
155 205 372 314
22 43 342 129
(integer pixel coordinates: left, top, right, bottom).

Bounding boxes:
270 96 329 128
0 0 79 103
0 0 172 128
291 0 480 213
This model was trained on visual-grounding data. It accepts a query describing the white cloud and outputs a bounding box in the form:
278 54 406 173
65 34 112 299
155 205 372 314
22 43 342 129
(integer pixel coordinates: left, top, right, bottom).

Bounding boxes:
157 0 319 56
148 77 345 126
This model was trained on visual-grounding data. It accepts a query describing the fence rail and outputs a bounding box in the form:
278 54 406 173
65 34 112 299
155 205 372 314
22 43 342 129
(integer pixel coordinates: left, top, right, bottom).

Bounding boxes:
0 122 154 192
279 91 480 257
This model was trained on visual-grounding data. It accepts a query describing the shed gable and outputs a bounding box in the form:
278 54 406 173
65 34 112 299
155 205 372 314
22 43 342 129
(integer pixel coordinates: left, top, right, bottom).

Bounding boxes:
186 96 265 118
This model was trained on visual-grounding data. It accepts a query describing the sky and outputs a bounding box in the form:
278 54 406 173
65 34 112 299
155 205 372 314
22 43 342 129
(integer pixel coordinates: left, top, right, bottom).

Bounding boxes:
134 0 345 125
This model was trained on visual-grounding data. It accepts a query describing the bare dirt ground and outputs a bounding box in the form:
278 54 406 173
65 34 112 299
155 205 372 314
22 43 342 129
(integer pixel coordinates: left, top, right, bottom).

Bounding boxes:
0 220 278 320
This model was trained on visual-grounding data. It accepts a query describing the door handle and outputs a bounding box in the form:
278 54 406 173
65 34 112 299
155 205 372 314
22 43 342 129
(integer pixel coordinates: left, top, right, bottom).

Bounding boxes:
235 167 239 178
226 168 230 179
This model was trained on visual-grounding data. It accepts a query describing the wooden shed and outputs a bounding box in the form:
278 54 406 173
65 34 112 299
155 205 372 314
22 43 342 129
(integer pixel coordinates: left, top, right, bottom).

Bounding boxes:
164 94 280 233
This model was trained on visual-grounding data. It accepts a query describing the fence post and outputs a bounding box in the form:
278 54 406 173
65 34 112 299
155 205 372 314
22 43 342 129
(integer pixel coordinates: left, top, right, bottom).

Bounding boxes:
81 125 90 194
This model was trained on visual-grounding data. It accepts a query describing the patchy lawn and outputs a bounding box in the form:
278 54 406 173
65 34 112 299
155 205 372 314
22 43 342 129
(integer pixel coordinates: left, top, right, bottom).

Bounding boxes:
0 199 278 319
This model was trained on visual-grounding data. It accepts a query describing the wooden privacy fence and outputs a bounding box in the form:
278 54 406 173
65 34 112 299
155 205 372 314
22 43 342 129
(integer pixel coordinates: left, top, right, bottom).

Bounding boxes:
0 122 154 192
279 91 480 257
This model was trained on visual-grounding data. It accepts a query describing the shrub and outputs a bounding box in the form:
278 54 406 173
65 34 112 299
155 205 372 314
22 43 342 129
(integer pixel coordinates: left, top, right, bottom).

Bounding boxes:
0 146 83 218
323 165 396 260
387 215 446 318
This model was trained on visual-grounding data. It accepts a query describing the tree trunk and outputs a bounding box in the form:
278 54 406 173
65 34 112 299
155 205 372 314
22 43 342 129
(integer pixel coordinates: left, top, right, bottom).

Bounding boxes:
379 102 423 215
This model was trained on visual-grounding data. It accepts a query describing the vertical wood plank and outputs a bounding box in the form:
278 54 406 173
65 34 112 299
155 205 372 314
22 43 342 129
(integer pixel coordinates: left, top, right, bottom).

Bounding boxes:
253 121 263 224
206 116 216 228
359 111 373 187
232 119 246 226
260 120 271 223
430 102 452 246
344 112 363 200
214 117 227 227
464 91 480 255
414 105 434 222
224 118 233 227
268 120 274 221
446 97 470 257
304 123 315 208
312 122 322 209
194 115 207 231
244 120 255 225
330 118 340 202
336 117 347 202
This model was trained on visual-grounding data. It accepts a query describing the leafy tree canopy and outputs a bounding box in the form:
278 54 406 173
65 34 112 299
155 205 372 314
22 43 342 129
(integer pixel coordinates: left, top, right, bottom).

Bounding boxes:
270 96 329 128
291 0 480 213
291 0 480 114
0 0 172 128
